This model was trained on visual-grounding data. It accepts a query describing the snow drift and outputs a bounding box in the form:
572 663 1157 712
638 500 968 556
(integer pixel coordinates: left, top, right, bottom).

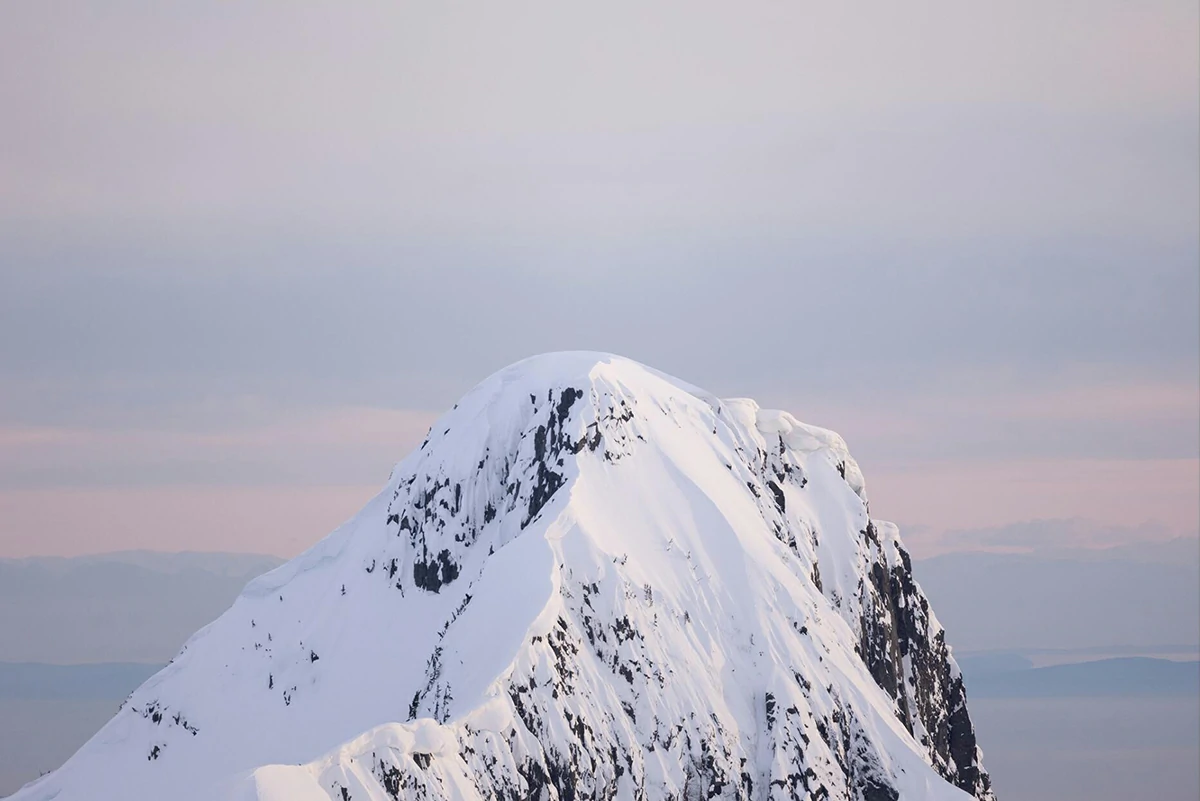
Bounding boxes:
11 353 993 801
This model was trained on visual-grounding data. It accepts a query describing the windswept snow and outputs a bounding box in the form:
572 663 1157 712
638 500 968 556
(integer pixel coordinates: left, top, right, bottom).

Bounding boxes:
10 353 992 801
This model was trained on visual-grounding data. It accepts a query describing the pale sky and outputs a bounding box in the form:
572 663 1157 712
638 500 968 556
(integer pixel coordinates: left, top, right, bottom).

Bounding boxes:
1 1 1197 558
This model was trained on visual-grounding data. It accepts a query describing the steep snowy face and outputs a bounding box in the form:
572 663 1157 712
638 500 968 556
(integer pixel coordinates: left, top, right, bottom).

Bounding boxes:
12 353 993 801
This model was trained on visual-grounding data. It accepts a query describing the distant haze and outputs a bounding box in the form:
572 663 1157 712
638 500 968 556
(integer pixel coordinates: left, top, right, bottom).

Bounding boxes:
1 1 1197 558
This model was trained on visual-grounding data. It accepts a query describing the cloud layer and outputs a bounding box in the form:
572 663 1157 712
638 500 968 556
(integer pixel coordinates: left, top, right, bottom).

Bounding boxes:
1 1 1196 556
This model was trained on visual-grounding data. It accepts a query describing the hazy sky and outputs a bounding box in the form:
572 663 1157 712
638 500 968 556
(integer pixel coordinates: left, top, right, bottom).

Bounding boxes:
1 1 1197 557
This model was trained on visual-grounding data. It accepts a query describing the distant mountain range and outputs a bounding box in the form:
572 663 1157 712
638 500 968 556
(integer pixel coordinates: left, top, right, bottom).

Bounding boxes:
0 662 161 701
913 543 1199 653
0 551 283 664
961 656 1199 698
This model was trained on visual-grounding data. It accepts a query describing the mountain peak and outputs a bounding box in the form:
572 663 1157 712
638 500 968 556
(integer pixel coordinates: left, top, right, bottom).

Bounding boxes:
14 355 993 801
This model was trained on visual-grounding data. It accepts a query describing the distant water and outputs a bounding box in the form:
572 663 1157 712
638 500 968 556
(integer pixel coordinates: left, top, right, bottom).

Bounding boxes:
972 696 1200 801
0 699 119 797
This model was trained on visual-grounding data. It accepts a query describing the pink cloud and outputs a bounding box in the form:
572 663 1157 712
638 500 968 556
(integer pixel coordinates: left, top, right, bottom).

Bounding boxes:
974 380 1200 424
0 484 381 558
0 406 438 454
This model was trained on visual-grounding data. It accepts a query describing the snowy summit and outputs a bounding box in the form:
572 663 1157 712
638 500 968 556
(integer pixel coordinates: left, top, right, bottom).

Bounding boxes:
12 353 994 801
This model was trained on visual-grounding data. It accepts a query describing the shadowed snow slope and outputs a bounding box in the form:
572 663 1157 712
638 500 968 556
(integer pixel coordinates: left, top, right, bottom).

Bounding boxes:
11 353 993 801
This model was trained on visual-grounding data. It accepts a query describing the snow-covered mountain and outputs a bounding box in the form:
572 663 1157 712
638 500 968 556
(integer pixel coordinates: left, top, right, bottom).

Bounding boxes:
11 353 993 801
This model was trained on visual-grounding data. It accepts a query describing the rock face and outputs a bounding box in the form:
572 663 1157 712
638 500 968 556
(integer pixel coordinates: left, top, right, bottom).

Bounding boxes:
13 353 993 801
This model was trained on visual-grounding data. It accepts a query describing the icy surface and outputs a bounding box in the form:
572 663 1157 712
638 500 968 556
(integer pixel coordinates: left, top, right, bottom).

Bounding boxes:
11 353 993 801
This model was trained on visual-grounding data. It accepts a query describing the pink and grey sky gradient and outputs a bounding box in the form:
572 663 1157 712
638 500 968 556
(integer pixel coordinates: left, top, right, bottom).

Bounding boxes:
1 1 1197 559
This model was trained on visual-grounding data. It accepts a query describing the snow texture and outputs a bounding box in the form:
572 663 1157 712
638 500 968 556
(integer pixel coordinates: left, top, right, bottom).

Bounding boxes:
10 353 994 801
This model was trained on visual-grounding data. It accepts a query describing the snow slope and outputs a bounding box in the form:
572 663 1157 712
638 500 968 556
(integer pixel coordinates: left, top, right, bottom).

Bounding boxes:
10 353 993 801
